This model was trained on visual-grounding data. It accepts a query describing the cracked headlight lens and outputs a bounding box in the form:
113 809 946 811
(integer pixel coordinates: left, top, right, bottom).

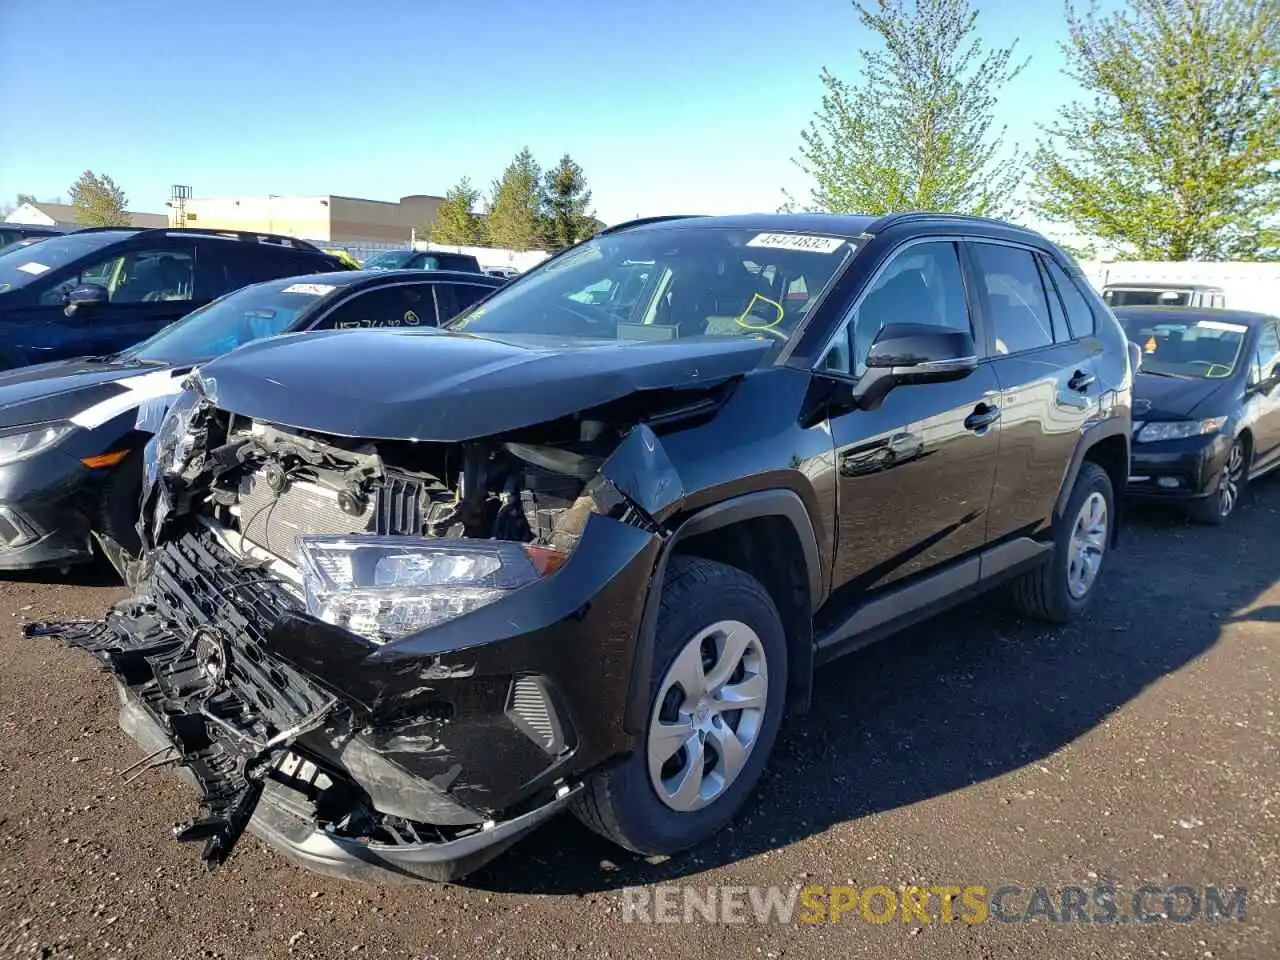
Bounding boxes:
0 421 75 466
298 535 566 643
1135 417 1227 443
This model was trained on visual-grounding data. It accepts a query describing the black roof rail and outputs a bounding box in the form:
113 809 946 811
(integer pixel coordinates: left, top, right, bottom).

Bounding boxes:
865 211 1041 236
68 225 326 253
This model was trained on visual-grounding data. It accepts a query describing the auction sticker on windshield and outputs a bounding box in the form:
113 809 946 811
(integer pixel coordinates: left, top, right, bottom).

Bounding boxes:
746 233 845 254
1198 320 1249 334
281 282 336 296
16 261 50 275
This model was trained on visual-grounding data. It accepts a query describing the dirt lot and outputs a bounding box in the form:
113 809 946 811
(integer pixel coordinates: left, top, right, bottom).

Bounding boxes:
1 481 1277 960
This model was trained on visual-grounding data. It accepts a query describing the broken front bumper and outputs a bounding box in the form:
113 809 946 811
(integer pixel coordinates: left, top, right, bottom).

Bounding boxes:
33 512 661 882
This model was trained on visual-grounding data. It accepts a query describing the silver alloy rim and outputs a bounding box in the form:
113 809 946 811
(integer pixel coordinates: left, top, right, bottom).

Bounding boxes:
1067 491 1108 600
647 619 768 812
1218 442 1245 517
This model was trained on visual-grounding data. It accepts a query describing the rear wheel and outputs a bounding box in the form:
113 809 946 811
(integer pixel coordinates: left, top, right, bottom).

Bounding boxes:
1187 437 1247 525
572 556 787 855
1009 461 1114 623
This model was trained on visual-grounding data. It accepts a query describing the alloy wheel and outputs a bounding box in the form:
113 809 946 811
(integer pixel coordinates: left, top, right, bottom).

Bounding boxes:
1217 441 1246 518
1066 491 1108 600
647 619 769 812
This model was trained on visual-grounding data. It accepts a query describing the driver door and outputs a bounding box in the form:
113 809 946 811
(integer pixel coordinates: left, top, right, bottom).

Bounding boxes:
823 240 1001 598
26 242 196 361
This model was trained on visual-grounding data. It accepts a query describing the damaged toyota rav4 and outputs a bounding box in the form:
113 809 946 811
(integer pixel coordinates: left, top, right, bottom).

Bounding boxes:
35 213 1132 883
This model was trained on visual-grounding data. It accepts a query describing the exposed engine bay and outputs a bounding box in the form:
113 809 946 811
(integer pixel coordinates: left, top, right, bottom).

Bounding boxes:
32 372 725 880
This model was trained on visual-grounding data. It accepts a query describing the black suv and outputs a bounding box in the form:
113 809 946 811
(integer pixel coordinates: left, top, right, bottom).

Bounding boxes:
0 227 346 370
0 223 66 248
363 248 484 273
41 213 1132 882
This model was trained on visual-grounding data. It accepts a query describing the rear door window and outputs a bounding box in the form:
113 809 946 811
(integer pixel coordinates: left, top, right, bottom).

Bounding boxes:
968 243 1055 355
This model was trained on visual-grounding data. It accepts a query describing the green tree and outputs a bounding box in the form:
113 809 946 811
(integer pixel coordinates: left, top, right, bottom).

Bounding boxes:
428 177 483 245
68 171 130 227
1032 0 1280 261
790 0 1025 217
543 154 595 250
15 193 36 207
485 148 544 251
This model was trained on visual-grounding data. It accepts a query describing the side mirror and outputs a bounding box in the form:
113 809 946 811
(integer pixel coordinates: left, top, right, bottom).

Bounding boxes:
853 323 978 410
64 283 108 316
1128 340 1143 374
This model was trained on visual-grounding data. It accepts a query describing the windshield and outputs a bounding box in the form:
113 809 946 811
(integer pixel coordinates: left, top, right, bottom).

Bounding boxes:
445 226 857 344
1105 288 1192 307
363 250 415 270
124 277 340 363
0 232 128 293
1117 314 1247 379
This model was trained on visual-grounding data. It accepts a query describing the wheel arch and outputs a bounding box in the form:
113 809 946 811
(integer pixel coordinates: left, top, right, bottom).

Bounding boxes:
623 490 822 734
1056 419 1129 546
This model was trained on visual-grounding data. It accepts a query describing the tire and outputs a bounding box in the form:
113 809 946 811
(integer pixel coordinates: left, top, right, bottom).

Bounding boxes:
1186 436 1247 526
96 448 145 560
572 556 788 856
1009 461 1114 624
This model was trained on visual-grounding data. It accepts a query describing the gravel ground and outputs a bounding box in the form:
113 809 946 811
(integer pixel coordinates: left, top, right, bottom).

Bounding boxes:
1 481 1277 960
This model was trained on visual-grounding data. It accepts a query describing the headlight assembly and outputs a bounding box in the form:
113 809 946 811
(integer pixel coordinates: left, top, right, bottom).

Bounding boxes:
0 421 75 466
298 535 567 643
1135 417 1227 443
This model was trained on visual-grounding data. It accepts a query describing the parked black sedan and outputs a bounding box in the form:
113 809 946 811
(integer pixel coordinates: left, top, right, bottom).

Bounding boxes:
0 269 501 571
1115 305 1280 523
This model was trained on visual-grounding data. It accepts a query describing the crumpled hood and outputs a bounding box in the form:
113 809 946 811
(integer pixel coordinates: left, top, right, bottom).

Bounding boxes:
194 328 772 441
1133 371 1233 420
0 356 181 430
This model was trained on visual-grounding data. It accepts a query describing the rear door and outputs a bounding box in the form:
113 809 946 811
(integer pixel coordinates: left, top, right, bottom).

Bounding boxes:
310 282 441 330
967 241 1099 543
205 243 334 297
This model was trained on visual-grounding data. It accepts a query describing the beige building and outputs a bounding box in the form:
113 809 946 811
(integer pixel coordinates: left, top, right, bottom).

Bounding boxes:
177 194 443 243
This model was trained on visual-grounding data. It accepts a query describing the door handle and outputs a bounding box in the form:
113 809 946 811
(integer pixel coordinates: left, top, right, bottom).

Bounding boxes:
964 404 1001 431
1068 369 1095 392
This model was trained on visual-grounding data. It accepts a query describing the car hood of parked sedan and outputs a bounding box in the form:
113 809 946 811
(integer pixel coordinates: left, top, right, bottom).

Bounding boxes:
193 327 773 441
0 356 189 431
1133 370 1234 420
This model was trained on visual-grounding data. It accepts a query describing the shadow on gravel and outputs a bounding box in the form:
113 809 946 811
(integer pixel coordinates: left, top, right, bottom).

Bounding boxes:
0 557 121 588
465 476 1280 895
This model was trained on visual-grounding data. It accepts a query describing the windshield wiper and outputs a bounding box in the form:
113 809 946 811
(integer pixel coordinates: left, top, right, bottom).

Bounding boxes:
1139 369 1185 378
84 352 166 367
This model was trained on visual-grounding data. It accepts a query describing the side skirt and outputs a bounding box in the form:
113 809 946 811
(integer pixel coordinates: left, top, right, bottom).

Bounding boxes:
813 537 1051 665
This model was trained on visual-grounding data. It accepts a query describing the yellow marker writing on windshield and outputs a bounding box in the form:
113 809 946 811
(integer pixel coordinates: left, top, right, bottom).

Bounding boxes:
735 293 786 331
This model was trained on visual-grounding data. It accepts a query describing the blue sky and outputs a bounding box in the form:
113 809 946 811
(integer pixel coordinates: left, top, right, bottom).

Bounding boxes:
0 0 1094 226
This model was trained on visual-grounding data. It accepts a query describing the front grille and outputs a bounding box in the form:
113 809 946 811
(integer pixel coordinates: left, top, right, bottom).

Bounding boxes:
148 531 331 732
376 473 425 536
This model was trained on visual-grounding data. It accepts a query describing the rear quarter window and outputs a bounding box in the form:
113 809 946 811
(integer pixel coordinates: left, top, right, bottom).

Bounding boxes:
1044 259 1097 338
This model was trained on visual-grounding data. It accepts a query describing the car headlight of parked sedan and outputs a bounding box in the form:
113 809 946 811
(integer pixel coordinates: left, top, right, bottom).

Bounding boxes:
1135 416 1227 444
0 422 76 467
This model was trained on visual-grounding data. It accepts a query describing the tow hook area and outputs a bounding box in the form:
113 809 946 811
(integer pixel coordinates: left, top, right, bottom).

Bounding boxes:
25 616 338 866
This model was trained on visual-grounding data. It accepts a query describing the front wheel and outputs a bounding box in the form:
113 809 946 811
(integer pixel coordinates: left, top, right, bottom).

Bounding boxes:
1009 461 1114 623
1187 437 1247 525
572 556 787 856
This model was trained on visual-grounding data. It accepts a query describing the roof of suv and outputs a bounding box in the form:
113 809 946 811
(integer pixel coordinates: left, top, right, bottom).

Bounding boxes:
613 211 1049 243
